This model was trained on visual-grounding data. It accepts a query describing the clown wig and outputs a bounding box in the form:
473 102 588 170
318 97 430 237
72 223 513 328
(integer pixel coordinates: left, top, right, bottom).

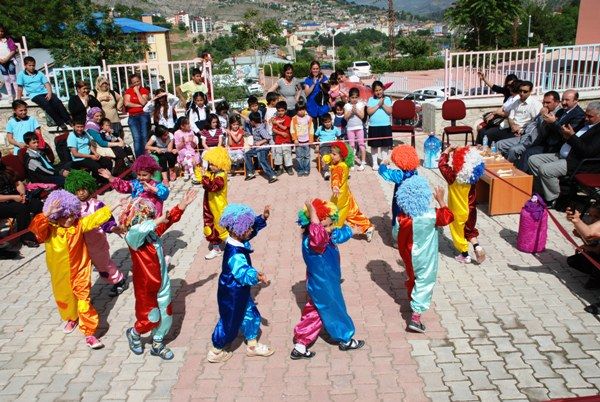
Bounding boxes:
330 141 355 168
43 189 82 221
64 170 98 194
132 154 161 175
452 146 485 185
395 175 433 218
219 204 256 237
297 199 339 227
119 197 157 229
391 144 419 171
203 146 232 172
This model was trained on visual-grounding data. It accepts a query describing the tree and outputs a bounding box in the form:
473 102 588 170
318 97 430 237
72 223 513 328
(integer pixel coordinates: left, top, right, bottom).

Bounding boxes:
396 34 433 57
235 10 281 55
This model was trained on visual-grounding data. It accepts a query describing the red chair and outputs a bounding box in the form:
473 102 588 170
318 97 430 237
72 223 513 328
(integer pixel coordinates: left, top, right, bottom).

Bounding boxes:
391 100 416 147
441 99 474 147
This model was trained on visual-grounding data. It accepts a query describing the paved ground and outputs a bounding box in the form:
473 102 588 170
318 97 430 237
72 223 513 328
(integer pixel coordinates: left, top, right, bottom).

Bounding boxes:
0 138 599 401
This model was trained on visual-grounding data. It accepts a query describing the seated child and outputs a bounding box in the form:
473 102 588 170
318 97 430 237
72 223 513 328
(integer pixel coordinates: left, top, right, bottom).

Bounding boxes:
394 176 454 333
243 112 278 183
24 131 68 186
146 125 177 186
314 114 341 180
29 189 111 349
123 189 198 360
271 100 293 176
207 203 273 363
216 100 230 129
173 118 200 182
225 115 245 171
6 99 47 156
291 199 365 360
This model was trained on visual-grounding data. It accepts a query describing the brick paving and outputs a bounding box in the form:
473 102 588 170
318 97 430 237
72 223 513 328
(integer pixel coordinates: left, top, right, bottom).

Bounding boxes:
0 140 599 401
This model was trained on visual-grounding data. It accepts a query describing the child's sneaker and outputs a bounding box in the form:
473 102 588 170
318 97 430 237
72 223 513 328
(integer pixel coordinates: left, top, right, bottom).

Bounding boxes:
290 348 315 360
454 254 472 264
350 166 355 172
365 226 375 242
63 320 78 334
268 176 278 183
85 335 105 349
357 163 365 171
205 249 223 260
286 167 294 176
150 341 174 360
207 347 233 363
126 328 143 355
323 171 330 180
408 319 426 333
338 339 365 351
474 246 486 263
246 343 274 357
108 277 129 297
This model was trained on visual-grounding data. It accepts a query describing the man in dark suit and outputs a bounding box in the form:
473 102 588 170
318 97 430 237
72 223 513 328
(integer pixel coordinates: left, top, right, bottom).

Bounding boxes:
519 89 586 172
528 101 600 207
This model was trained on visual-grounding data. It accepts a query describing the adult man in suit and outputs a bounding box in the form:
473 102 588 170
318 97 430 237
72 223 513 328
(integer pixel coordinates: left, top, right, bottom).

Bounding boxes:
528 101 600 207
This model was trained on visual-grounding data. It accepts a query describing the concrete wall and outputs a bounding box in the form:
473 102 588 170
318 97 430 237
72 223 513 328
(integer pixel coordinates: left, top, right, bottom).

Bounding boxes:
576 0 600 45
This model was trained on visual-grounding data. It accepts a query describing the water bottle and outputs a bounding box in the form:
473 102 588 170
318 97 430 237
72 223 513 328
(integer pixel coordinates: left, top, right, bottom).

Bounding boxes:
491 141 497 154
423 132 442 169
482 134 489 149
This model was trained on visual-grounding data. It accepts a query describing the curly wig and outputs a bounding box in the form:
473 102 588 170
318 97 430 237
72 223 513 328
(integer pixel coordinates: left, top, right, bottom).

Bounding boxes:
297 199 339 227
203 146 232 172
132 154 161 174
64 170 97 194
391 144 419 171
219 204 256 237
118 197 157 229
43 189 82 221
395 175 432 218
452 146 485 185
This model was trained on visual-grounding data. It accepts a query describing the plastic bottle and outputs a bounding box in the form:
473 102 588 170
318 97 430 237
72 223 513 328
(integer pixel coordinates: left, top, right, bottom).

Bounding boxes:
423 132 442 169
491 141 497 153
482 134 489 149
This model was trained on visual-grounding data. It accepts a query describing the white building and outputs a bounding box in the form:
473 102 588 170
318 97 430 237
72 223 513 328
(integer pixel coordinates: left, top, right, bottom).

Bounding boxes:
190 17 213 35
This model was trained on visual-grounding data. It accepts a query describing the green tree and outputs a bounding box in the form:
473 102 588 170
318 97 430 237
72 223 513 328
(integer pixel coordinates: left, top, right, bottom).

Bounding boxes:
513 0 579 47
235 10 281 54
396 34 433 57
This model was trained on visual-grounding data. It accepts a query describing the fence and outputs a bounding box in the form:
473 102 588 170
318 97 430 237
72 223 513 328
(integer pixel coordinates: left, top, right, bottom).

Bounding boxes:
540 44 600 92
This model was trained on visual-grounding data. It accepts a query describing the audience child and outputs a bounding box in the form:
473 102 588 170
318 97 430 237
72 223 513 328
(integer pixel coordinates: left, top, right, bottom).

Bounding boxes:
327 72 346 108
16 56 71 130
123 189 198 360
207 203 274 363
64 170 127 297
333 100 347 140
187 91 210 134
438 146 486 264
201 146 232 260
315 114 341 180
6 99 46 156
67 118 112 184
143 88 179 131
238 95 266 133
366 81 393 170
173 118 200 182
146 125 177 186
29 190 111 349
216 100 230 129
200 114 225 150
344 88 367 170
394 176 454 333
271 100 294 176
244 112 278 183
85 108 127 175
0 25 18 100
264 91 279 135
23 132 68 186
99 155 169 216
225 115 245 171
290 100 314 177
291 199 365 360
322 141 374 241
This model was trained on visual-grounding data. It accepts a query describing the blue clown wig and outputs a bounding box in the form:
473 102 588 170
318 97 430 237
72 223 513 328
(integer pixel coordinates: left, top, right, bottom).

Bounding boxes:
43 189 82 221
220 203 256 237
395 175 432 218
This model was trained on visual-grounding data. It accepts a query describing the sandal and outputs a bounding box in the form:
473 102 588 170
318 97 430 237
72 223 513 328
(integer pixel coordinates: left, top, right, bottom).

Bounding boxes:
290 348 315 360
126 328 143 355
246 343 274 357
338 339 365 351
150 342 174 360
584 303 600 315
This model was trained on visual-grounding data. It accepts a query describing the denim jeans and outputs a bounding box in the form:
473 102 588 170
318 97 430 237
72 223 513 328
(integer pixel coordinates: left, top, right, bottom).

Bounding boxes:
295 144 311 174
128 113 150 157
244 148 276 177
32 94 71 127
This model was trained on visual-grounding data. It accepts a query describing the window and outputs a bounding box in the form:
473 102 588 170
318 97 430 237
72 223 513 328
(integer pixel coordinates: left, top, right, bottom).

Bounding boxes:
147 34 155 44
148 51 157 60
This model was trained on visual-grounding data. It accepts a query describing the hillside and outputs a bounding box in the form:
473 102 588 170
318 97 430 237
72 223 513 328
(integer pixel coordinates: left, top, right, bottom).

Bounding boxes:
346 0 454 16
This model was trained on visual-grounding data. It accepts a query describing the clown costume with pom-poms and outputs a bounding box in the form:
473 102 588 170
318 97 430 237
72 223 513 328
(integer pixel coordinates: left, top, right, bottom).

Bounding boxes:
395 176 454 333
323 141 374 238
438 146 486 263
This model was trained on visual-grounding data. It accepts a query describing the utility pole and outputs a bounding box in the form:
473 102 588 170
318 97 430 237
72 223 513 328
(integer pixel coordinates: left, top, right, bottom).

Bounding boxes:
388 0 395 59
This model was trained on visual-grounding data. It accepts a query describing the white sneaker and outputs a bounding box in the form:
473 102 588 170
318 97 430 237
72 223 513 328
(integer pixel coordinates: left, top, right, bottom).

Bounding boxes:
207 348 233 363
205 249 223 260
357 164 365 171
350 166 356 171
372 162 379 171
365 226 375 242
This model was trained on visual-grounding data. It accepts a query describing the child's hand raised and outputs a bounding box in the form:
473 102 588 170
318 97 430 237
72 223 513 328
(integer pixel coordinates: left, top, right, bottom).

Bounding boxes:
179 189 198 209
262 205 271 220
43 199 62 218
443 145 457 154
433 186 446 205
98 168 113 180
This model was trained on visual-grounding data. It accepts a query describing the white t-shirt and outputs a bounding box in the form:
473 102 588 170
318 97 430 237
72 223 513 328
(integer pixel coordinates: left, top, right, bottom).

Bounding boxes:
344 101 365 130
264 107 277 134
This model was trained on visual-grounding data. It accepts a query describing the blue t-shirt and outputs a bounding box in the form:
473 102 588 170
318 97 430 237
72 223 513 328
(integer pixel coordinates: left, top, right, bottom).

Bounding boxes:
367 96 392 127
6 116 40 155
315 126 341 142
67 132 92 162
16 70 49 99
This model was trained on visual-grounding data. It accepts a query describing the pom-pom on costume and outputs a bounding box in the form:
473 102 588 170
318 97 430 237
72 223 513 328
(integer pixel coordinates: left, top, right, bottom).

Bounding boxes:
29 189 112 337
294 200 356 347
378 144 420 227
438 147 485 254
323 141 372 233
65 170 124 285
201 147 231 246
211 204 267 350
110 155 169 216
395 176 454 316
121 198 182 344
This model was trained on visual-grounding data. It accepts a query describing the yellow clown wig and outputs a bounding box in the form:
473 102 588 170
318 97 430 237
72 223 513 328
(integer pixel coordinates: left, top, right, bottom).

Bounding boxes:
203 146 231 173
297 199 339 227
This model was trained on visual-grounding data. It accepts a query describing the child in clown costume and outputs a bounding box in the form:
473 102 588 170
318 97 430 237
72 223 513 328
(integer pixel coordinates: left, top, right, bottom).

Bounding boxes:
29 189 112 349
323 141 375 241
99 155 169 216
291 199 365 360
201 146 231 260
378 144 420 228
438 146 486 264
207 203 273 363
64 170 128 297
395 175 454 333
123 189 198 360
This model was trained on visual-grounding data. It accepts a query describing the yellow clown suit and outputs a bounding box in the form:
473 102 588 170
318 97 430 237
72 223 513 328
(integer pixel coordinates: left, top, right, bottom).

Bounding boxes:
201 147 232 257
29 190 111 337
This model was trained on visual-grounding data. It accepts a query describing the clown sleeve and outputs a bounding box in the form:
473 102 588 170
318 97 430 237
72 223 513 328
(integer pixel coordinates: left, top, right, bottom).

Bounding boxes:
125 220 156 250
308 223 330 254
111 177 132 194
435 206 454 227
330 165 343 190
80 206 112 233
202 175 225 192
247 215 267 242
438 153 456 184
229 253 259 286
29 213 51 243
155 205 184 237
331 224 353 245
154 182 170 201
378 164 405 184
95 200 117 233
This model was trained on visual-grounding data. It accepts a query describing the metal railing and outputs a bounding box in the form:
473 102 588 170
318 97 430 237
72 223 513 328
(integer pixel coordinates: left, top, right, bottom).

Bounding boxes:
540 44 600 92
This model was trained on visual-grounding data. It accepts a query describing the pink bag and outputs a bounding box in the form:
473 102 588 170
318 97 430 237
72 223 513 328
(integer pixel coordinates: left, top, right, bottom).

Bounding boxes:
516 194 548 253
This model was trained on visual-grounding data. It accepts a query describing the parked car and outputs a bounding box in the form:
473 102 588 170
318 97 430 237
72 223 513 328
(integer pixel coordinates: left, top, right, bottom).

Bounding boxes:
468 86 493 96
403 86 462 103
350 61 371 77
